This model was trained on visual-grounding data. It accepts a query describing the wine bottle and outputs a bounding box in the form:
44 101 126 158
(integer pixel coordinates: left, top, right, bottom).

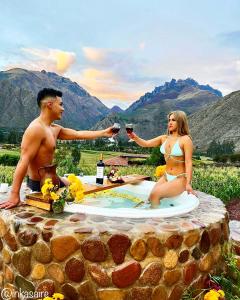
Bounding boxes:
96 153 105 184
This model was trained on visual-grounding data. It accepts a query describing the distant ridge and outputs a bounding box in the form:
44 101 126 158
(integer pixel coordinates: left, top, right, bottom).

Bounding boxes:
0 68 110 129
126 78 222 113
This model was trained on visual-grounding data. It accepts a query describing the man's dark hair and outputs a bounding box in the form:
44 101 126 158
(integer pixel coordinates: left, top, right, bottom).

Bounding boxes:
37 88 62 107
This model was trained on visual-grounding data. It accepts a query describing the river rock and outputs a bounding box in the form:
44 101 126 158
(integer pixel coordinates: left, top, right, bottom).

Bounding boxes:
65 257 85 282
200 230 210 253
18 229 38 246
31 263 46 280
130 239 147 261
51 235 80 261
78 280 97 300
47 264 65 284
12 248 31 276
33 241 52 263
152 285 168 300
112 261 141 288
139 262 162 285
163 250 178 269
107 234 131 264
165 234 183 249
81 236 107 262
147 237 165 257
4 230 18 251
36 279 55 297
62 283 79 300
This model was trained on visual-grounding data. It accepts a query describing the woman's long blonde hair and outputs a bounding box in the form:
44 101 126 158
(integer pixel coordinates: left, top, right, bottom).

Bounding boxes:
167 110 191 136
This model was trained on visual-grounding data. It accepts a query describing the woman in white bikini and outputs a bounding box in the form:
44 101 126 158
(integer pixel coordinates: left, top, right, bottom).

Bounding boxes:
127 110 196 207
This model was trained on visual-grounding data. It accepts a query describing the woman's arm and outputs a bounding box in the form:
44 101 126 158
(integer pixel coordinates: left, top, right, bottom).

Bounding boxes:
183 136 196 195
128 132 165 148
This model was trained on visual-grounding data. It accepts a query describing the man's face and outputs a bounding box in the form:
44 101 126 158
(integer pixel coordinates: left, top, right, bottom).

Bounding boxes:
50 96 64 120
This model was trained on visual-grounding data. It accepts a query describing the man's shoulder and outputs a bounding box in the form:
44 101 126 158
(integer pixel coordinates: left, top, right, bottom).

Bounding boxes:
24 121 44 137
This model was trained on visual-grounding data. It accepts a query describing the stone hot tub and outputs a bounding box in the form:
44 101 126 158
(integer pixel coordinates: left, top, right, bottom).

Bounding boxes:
0 180 229 300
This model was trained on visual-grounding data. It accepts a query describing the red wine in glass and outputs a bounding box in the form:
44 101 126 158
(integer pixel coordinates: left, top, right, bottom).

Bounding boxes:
112 127 120 134
109 123 120 142
126 124 134 142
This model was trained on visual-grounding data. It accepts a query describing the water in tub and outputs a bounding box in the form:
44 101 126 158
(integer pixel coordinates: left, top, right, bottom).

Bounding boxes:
82 188 176 209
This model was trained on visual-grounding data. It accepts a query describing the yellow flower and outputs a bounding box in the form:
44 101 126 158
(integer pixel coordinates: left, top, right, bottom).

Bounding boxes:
67 174 77 183
75 190 84 202
52 293 64 300
218 290 225 298
204 289 225 300
50 192 60 201
155 165 166 177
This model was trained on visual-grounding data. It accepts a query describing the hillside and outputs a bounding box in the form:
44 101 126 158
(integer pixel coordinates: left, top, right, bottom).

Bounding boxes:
189 91 240 152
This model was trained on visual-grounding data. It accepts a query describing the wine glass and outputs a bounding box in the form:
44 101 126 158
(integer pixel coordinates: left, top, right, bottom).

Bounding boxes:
125 123 134 142
109 123 121 143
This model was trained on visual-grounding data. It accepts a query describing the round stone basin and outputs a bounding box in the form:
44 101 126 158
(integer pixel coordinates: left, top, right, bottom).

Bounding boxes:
64 176 199 218
0 182 229 300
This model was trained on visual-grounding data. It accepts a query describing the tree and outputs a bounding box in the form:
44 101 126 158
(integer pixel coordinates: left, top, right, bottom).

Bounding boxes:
71 146 81 164
207 140 235 157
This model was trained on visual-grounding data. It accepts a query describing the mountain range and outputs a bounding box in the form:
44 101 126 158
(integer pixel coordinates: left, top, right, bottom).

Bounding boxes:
93 78 222 142
0 68 239 152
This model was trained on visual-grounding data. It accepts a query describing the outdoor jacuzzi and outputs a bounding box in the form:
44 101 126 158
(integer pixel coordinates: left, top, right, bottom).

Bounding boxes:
0 179 229 300
64 176 200 218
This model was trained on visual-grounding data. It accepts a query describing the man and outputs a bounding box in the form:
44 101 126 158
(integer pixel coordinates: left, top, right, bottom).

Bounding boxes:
0 88 114 209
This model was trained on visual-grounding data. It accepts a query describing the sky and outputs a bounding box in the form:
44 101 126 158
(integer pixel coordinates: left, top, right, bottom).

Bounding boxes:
0 0 239 109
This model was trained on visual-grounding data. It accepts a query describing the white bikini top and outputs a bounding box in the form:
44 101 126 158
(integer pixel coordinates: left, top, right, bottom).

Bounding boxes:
160 138 185 162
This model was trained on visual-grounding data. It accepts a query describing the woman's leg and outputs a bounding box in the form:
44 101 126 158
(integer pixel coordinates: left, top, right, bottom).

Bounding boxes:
149 177 186 207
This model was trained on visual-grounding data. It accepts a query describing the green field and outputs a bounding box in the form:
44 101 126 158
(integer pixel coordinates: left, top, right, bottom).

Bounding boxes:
0 149 239 203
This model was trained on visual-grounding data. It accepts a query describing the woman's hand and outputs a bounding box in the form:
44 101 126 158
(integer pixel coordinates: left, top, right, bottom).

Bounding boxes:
127 132 137 140
186 183 197 196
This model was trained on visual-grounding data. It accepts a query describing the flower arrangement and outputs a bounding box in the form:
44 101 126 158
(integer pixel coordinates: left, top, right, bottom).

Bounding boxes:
155 165 166 177
41 174 84 213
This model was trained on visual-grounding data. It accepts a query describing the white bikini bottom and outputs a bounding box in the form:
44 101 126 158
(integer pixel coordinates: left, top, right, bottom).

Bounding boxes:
165 172 186 182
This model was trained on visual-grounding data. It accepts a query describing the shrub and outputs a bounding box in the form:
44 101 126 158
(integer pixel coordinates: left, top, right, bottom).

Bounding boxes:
0 153 20 166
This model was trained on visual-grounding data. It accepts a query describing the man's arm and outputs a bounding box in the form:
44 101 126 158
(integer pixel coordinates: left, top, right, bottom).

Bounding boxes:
57 126 114 140
0 126 43 209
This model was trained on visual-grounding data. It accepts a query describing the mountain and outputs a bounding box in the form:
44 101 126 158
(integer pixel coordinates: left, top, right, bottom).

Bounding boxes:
110 105 124 114
93 78 222 140
189 91 240 152
126 78 222 113
0 68 110 129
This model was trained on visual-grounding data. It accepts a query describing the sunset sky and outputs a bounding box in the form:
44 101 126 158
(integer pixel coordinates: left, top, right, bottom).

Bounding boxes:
0 0 239 108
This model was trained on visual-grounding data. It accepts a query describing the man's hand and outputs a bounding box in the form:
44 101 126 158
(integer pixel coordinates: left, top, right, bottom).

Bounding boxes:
186 183 197 196
102 126 114 138
0 193 20 209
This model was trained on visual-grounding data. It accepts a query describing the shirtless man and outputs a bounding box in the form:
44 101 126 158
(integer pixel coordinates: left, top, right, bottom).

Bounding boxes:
0 88 114 209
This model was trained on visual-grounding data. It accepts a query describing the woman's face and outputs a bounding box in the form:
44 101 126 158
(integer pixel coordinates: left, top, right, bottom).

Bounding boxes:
168 114 178 133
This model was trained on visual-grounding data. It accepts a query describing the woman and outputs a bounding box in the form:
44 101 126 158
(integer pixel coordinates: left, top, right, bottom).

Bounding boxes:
127 110 196 207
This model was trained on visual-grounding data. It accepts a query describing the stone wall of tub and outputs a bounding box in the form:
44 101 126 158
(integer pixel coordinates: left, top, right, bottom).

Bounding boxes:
0 191 229 300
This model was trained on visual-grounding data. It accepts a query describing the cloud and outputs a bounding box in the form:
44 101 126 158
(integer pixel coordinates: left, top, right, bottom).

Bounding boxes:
71 46 163 105
4 48 76 74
